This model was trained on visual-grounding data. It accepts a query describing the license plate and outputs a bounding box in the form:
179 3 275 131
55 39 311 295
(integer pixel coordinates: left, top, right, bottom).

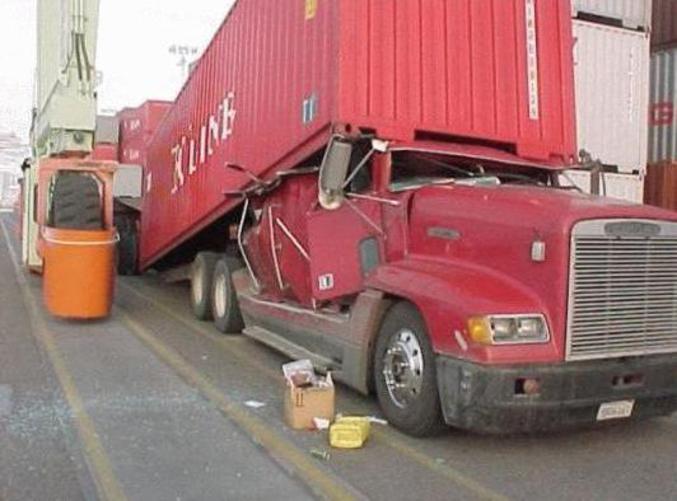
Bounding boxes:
596 400 635 421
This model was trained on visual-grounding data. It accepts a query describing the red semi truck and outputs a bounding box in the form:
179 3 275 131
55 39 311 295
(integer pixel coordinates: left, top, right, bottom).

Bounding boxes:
116 0 677 435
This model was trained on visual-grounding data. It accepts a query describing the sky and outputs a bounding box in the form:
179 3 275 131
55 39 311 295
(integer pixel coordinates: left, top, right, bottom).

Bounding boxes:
0 0 235 143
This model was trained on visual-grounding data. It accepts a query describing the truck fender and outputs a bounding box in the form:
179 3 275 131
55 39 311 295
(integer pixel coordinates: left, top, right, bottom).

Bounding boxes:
365 257 549 357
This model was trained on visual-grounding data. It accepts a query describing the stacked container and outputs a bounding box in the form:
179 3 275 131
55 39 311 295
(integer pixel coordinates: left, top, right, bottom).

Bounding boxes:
645 0 677 211
571 0 652 30
114 101 172 199
90 115 120 162
651 0 677 51
567 0 652 203
117 101 172 166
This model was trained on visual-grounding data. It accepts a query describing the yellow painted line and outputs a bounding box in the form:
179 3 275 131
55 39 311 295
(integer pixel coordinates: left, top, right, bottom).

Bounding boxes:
117 281 277 379
118 311 360 501
0 218 127 501
120 280 508 501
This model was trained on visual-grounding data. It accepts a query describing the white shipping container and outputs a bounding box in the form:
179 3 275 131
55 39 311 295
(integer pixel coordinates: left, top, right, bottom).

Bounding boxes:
571 0 652 30
573 20 650 174
648 47 677 163
565 170 645 204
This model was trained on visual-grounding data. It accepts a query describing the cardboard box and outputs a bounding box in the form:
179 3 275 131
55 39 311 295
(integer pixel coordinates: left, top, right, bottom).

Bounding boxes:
284 372 335 430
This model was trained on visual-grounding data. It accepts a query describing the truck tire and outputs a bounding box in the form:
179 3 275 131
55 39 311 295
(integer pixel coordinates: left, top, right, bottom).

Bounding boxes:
211 257 244 334
115 215 138 276
50 172 103 230
373 302 444 437
191 252 220 320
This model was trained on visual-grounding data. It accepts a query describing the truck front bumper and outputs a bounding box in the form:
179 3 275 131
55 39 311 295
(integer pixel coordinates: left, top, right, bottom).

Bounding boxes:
436 354 677 434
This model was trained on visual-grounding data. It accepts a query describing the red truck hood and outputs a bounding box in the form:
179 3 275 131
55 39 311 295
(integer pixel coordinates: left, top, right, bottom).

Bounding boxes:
409 184 677 236
404 184 677 363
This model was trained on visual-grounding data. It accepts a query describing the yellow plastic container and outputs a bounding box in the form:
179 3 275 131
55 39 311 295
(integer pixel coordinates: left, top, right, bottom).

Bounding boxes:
329 417 371 449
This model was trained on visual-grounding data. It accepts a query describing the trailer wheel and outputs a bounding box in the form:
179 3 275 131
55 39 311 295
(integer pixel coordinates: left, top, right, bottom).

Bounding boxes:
373 302 444 437
211 257 244 334
191 252 220 320
115 215 138 276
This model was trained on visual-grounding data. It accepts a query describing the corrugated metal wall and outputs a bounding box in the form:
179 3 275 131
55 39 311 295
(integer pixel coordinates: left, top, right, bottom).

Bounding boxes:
573 20 650 173
139 0 579 269
337 0 577 163
651 0 677 50
571 0 652 30
649 47 676 163
141 0 338 268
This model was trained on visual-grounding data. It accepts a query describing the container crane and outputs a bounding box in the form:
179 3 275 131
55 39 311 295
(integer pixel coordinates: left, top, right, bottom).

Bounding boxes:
23 0 117 319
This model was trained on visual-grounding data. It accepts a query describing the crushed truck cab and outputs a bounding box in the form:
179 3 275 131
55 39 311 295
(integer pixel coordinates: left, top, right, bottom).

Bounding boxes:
225 140 677 435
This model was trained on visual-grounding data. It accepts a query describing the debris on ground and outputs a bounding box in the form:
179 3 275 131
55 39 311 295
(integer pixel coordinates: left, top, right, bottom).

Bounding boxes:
329 416 371 449
282 360 335 430
244 400 266 409
312 417 331 430
309 448 331 461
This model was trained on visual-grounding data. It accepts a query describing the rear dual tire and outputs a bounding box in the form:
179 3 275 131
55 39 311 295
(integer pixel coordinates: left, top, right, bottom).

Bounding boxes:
210 257 244 334
190 252 244 334
191 252 220 320
115 215 139 276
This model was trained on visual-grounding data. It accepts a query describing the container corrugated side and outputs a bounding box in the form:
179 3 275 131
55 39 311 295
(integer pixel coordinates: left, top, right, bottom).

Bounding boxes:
117 101 172 144
140 0 578 269
119 137 146 165
141 0 339 268
571 0 651 30
645 161 677 211
649 47 677 163
573 20 650 173
651 0 677 50
337 0 577 163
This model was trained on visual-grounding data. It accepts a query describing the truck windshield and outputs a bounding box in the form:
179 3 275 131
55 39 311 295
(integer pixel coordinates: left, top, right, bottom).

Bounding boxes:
390 151 573 192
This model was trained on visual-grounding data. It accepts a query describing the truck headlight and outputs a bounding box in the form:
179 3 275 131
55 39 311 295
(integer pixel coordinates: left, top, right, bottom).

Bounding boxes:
468 314 550 345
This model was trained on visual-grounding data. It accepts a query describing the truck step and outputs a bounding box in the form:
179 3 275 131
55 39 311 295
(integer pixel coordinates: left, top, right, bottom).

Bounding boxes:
242 326 339 374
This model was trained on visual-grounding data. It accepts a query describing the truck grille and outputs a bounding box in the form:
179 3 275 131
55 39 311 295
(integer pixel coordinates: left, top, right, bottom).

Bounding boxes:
567 220 677 360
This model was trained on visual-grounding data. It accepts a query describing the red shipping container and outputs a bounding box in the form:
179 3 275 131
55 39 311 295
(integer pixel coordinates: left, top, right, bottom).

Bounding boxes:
119 138 147 165
118 100 172 150
645 162 677 212
90 143 119 162
141 0 577 269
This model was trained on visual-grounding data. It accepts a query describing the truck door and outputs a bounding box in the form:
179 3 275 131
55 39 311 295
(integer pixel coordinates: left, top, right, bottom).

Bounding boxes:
243 175 317 307
306 164 384 302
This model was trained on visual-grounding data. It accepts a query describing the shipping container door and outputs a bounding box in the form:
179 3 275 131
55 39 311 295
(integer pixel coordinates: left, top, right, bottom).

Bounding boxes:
573 20 650 173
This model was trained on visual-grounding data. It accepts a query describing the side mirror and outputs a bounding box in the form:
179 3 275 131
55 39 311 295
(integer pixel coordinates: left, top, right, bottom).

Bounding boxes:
318 138 353 210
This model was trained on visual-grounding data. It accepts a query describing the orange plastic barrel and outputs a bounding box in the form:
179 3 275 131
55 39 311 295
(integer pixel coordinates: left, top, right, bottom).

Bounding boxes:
41 227 118 319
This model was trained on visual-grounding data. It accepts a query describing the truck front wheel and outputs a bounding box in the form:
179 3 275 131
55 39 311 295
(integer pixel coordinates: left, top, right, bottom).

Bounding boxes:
211 257 244 334
374 302 444 436
190 252 219 320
